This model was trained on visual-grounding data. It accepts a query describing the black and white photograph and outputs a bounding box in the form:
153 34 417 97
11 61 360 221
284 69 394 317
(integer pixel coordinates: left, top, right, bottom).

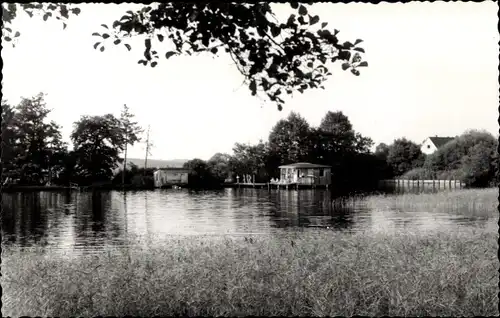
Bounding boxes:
1 1 498 316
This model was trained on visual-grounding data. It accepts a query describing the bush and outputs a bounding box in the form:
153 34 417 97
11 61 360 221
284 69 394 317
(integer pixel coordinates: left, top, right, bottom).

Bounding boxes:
401 168 434 180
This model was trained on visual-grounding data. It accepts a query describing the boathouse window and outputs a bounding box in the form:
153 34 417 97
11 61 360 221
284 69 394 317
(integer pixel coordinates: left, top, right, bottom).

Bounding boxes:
319 169 324 177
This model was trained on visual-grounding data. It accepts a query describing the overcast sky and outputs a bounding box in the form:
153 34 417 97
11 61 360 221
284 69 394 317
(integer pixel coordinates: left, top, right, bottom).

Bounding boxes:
2 2 497 160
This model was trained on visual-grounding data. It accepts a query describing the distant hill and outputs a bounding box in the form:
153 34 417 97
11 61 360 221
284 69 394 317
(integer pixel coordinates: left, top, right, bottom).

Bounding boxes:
116 158 189 170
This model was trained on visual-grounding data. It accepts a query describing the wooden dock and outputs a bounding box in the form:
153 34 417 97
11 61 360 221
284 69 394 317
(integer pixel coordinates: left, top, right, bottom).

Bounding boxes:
224 182 330 190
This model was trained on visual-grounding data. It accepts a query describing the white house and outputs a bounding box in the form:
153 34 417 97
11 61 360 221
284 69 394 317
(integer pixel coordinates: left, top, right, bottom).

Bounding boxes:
420 136 455 155
153 168 189 188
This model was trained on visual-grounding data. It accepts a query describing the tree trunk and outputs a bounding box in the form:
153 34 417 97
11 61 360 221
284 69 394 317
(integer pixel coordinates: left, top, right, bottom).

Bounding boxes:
122 141 128 185
144 125 150 176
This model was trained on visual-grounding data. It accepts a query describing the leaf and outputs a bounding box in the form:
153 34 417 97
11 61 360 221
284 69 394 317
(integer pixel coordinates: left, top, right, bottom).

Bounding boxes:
343 41 353 49
354 39 363 45
309 15 320 25
277 104 283 111
165 51 176 59
353 47 365 53
100 46 105 52
93 42 100 49
321 22 328 29
113 20 120 28
210 47 218 54
4 37 11 42
43 13 49 21
287 14 296 26
102 33 110 39
351 69 360 76
14 31 20 37
72 7 81 15
114 39 121 45
157 34 164 42
358 61 368 67
125 44 131 51
92 32 100 36
101 24 108 29
341 63 350 71
290 2 299 9
271 25 280 37
307 61 313 68
298 5 308 16
151 61 158 68
63 22 67 30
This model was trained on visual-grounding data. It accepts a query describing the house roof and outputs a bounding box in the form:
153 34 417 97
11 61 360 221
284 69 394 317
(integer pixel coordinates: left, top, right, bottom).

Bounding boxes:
278 162 331 169
154 167 189 171
428 136 455 148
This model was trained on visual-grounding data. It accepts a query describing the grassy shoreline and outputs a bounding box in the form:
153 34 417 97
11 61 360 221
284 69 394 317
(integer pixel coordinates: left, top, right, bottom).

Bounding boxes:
2 228 498 317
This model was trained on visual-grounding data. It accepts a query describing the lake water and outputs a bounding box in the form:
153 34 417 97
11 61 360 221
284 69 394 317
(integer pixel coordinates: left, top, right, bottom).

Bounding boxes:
1 188 496 254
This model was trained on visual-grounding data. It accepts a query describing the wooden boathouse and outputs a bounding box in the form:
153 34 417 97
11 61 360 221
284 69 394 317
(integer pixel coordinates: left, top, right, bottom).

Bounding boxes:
153 167 189 188
270 162 332 189
226 162 333 190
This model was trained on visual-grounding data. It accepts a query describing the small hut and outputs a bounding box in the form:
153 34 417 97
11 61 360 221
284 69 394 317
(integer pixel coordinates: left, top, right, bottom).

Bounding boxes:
153 168 189 188
278 162 331 186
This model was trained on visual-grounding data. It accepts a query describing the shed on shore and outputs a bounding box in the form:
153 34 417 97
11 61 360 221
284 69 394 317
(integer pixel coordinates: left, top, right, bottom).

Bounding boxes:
153 168 189 187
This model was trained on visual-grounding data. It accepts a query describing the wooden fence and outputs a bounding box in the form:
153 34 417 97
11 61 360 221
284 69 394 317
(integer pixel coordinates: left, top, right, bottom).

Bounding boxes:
379 179 465 191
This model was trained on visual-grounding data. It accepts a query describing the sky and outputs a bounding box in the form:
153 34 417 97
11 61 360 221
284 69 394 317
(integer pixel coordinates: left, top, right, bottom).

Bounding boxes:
2 2 498 161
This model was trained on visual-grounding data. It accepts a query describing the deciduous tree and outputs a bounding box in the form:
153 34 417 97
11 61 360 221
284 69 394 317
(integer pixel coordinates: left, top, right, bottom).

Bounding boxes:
268 112 312 164
119 104 143 184
71 114 126 185
9 93 67 185
386 138 425 177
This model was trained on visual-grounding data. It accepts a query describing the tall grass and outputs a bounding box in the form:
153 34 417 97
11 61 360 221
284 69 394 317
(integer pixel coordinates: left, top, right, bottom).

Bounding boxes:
365 188 498 215
2 228 498 317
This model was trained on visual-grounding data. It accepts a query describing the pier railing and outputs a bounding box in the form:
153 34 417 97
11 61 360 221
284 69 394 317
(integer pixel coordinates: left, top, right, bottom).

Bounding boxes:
378 179 465 191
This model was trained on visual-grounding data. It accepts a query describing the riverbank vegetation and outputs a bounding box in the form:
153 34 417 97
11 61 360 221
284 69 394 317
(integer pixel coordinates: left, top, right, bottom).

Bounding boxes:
2 227 497 317
2 96 497 191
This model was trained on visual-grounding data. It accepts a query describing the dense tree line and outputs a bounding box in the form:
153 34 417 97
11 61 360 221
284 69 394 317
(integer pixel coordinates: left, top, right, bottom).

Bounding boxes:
1 94 143 187
183 110 389 192
375 131 498 188
2 94 496 190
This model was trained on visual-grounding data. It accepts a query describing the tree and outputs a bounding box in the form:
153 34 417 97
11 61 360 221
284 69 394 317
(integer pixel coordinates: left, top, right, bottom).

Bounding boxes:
3 3 368 111
143 125 154 174
10 93 67 185
1 101 19 183
319 111 372 153
71 114 126 185
230 141 272 182
386 138 425 177
460 143 494 187
268 112 313 164
119 104 143 185
424 130 498 186
375 143 390 161
207 152 232 183
183 158 219 188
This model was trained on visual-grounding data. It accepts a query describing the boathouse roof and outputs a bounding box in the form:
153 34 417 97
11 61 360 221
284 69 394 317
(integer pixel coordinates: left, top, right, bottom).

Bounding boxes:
278 162 331 169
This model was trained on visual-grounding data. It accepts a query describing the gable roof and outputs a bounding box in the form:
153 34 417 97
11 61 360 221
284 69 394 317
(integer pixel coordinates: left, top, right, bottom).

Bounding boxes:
428 136 455 148
279 162 331 169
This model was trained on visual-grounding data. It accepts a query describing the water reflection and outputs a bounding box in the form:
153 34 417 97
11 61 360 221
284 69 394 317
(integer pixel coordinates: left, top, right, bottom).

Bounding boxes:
1 188 496 253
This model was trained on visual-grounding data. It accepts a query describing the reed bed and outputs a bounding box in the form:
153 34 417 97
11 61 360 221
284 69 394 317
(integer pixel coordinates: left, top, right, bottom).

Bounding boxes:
365 188 498 216
2 227 498 317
